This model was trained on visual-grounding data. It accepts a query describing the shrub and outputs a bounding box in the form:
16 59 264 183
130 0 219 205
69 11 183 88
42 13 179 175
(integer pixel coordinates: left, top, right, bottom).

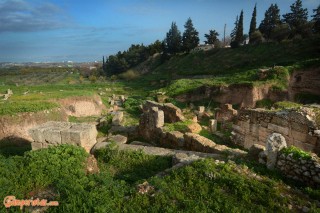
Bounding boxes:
273 101 301 109
280 146 312 160
89 75 97 83
118 69 139 81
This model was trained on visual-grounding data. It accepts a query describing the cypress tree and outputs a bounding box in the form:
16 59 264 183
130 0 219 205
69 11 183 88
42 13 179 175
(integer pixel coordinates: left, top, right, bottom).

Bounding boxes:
182 18 200 52
230 15 239 41
249 4 257 43
235 10 244 44
312 5 320 34
165 22 182 54
259 4 281 40
283 0 309 37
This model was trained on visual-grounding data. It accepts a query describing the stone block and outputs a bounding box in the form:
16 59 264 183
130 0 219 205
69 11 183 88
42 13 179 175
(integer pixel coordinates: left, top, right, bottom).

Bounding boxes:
112 111 124 126
198 106 205 113
293 140 315 153
184 133 217 153
271 116 289 127
61 123 97 152
209 119 218 133
244 134 259 149
43 122 70 145
232 124 244 134
250 124 259 135
291 130 308 143
239 121 250 133
31 142 43 150
265 133 287 169
268 123 289 136
291 122 308 134
108 134 127 144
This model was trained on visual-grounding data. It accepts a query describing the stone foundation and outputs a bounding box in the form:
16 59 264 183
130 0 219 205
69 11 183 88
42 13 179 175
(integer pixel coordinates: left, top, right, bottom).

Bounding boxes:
231 107 320 155
29 121 97 152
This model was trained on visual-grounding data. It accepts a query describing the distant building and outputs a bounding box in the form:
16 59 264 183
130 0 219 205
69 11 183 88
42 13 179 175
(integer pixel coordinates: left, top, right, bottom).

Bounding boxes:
193 44 215 52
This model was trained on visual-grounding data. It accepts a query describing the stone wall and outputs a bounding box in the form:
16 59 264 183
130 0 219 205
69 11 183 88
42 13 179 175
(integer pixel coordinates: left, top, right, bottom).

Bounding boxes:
138 101 246 156
29 121 97 152
175 84 287 108
232 107 320 155
276 153 320 187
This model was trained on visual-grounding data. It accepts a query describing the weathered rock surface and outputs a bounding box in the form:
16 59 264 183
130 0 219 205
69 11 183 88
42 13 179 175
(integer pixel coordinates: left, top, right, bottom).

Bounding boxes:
112 111 124 126
29 121 97 152
143 101 185 123
232 107 320 155
108 134 127 144
265 133 287 169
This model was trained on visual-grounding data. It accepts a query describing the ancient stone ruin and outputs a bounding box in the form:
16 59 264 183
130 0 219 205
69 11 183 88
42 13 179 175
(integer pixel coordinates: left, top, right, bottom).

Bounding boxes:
29 121 97 152
232 107 320 155
138 101 246 156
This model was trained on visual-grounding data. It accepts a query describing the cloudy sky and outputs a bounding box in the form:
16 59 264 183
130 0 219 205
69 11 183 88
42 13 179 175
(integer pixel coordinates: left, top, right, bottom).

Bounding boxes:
0 0 318 62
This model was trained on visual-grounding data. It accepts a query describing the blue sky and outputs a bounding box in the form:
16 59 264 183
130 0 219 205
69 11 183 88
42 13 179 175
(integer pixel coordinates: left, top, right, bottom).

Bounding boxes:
0 0 318 62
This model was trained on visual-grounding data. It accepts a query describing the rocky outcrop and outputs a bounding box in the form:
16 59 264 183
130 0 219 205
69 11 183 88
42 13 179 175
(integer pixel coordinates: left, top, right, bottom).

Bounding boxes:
29 121 97 152
231 107 320 155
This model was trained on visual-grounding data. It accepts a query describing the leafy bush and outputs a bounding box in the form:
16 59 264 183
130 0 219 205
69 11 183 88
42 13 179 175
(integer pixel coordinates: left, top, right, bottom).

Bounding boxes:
118 69 140 80
280 146 312 160
123 96 145 115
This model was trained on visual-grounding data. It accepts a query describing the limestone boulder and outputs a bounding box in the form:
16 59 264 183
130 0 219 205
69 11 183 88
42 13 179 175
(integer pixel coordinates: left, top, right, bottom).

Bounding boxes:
265 133 287 169
112 111 124 126
108 134 127 144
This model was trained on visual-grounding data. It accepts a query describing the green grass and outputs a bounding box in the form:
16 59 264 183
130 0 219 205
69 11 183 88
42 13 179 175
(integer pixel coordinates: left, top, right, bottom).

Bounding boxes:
274 101 302 110
0 101 59 115
163 120 194 133
0 145 319 212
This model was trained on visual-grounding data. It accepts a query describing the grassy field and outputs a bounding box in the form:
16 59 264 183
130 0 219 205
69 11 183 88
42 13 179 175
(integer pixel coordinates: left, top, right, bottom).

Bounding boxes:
0 145 319 212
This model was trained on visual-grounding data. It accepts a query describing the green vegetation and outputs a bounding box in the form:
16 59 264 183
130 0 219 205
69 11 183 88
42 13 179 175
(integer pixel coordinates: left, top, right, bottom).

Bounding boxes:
274 101 302 109
163 120 193 132
280 146 312 160
0 101 58 115
0 145 319 212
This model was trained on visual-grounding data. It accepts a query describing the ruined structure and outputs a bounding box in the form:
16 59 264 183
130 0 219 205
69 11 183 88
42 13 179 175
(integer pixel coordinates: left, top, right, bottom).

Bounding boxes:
232 107 320 155
138 101 246 156
29 121 97 152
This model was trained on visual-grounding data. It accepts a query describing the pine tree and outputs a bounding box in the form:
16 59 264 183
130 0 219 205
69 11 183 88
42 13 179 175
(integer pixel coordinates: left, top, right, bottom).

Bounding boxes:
283 0 308 37
164 22 182 54
204 30 220 45
182 18 200 52
235 10 244 43
312 5 320 34
230 15 239 41
259 4 281 40
249 4 257 43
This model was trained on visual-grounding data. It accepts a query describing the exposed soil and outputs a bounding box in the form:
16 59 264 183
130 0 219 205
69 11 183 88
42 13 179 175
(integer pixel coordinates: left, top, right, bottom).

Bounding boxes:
288 69 320 101
0 95 105 143
175 84 287 108
59 95 105 117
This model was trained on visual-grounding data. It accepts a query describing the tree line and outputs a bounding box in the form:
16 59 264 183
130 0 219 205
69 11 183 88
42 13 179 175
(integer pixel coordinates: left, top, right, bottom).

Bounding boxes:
103 0 320 76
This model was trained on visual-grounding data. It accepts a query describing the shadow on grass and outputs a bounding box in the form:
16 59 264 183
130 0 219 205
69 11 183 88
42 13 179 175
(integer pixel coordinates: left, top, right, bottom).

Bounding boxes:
0 137 32 157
